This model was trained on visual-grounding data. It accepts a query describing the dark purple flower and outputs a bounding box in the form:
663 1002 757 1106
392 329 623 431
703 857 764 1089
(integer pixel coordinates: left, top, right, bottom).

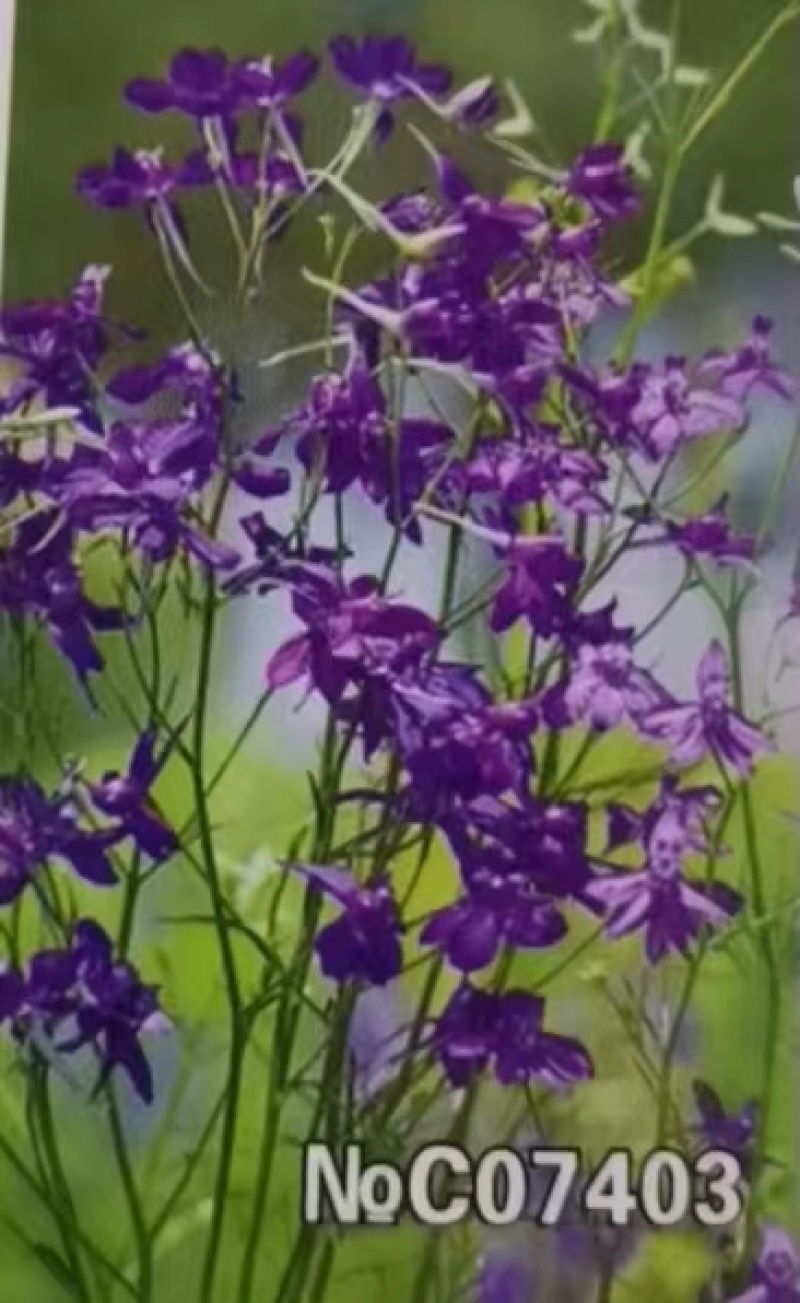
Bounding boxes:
291 865 403 986
663 497 757 569
643 640 771 776
329 35 452 142
489 535 584 639
433 984 593 1089
106 341 223 417
0 515 122 681
58 417 237 570
731 1225 800 1302
422 884 566 973
89 733 177 863
450 429 608 518
0 266 123 424
77 148 208 211
233 51 319 111
267 571 440 737
586 810 742 962
8 920 169 1103
125 48 243 119
391 669 538 812
692 1080 757 1178
0 775 116 905
567 143 639 223
699 317 796 403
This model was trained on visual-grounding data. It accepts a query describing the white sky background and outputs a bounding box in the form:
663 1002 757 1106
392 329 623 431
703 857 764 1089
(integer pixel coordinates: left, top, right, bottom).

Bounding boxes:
0 0 16 292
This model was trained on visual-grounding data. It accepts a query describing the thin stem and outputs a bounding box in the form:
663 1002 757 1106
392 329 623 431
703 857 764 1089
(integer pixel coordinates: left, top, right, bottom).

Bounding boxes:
107 1090 153 1303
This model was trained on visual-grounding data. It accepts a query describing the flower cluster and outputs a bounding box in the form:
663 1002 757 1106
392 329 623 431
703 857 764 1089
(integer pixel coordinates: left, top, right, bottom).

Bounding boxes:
1 27 797 1303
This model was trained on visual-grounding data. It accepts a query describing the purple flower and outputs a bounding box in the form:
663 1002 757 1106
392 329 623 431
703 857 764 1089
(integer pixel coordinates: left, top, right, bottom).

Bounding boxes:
630 357 745 459
89 733 177 863
450 430 609 518
422 883 566 973
477 1250 536 1303
3 920 169 1103
291 865 403 986
433 985 593 1089
567 143 639 223
267 571 440 747
732 1226 800 1302
490 535 584 638
663 497 757 569
554 641 670 732
699 317 796 403
125 48 244 119
692 1080 757 1178
586 811 742 962
606 774 723 855
58 417 237 570
77 147 209 212
0 265 123 423
0 515 122 681
391 669 538 812
329 35 452 143
233 51 319 112
643 640 771 776
106 341 222 413
0 776 116 905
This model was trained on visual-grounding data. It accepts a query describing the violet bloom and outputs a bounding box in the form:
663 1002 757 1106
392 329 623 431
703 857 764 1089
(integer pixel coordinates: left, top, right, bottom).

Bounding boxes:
267 570 440 740
0 516 122 681
422 881 566 974
699 317 796 403
77 147 209 212
125 48 245 119
643 640 771 776
0 265 120 423
329 35 452 143
106 341 222 412
663 497 757 569
555 641 669 733
89 733 178 863
477 1250 537 1303
586 811 742 963
4 920 169 1103
390 669 538 812
58 417 237 571
631 357 745 459
606 774 723 855
0 776 116 904
233 51 319 115
731 1225 800 1303
434 985 593 1089
490 536 584 639
450 431 608 518
290 865 403 986
692 1080 757 1179
567 143 639 223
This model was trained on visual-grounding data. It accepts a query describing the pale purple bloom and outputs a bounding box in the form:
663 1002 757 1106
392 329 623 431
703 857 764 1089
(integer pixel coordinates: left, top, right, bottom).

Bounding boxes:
731 1226 800 1302
557 642 669 732
699 317 796 403
631 358 745 459
643 640 771 775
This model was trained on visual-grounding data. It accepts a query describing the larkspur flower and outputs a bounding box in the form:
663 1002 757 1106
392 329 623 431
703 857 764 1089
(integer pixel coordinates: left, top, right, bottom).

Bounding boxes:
0 515 122 681
329 35 452 143
422 880 566 973
586 810 742 962
1 920 169 1102
567 142 639 223
88 733 178 863
643 639 771 776
124 48 245 119
77 147 210 213
692 1079 757 1179
0 776 116 904
630 356 745 459
549 640 669 733
605 774 723 854
477 1250 536 1303
699 316 796 403
290 865 403 985
731 1225 800 1302
662 497 757 569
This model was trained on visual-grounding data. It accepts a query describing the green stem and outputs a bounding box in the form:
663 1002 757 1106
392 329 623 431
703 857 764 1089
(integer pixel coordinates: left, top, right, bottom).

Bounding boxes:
107 1091 153 1303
